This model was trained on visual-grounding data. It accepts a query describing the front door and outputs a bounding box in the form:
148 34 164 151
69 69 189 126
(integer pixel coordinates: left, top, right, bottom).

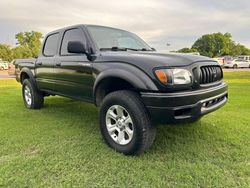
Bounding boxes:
54 28 94 101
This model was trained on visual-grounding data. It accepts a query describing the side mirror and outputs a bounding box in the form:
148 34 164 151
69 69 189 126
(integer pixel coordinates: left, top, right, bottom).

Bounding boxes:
67 41 86 54
151 47 156 51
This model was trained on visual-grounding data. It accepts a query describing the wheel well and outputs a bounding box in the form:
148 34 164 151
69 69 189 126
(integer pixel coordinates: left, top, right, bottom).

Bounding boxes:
20 72 30 84
95 77 137 106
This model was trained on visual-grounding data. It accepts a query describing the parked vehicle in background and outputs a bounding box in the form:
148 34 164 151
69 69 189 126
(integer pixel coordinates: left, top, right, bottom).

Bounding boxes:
213 57 225 67
237 55 250 62
213 56 235 68
224 59 250 68
15 24 228 155
0 60 9 70
8 60 16 75
224 56 234 64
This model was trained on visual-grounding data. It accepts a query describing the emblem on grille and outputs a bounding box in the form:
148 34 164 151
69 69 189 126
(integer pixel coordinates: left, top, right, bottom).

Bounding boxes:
212 69 217 79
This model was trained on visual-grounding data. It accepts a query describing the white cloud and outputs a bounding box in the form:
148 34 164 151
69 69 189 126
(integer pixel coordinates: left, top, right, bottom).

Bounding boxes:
0 0 249 51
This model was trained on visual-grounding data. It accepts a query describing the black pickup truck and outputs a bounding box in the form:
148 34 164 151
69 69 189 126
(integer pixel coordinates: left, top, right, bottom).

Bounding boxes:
16 25 228 155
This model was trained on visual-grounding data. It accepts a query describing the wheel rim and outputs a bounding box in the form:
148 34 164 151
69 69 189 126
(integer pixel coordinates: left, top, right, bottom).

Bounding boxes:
24 85 32 106
105 105 134 145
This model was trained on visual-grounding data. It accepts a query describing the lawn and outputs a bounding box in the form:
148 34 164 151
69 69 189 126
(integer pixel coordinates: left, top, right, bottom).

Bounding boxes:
0 72 249 187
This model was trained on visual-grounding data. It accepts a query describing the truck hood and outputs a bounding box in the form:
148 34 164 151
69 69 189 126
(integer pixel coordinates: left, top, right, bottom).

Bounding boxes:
98 51 217 69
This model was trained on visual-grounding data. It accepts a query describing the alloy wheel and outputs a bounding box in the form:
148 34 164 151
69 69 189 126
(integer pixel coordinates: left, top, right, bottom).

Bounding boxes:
105 105 134 145
24 85 32 106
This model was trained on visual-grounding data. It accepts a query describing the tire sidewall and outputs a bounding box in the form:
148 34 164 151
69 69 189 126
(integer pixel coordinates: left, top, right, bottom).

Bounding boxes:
100 93 147 154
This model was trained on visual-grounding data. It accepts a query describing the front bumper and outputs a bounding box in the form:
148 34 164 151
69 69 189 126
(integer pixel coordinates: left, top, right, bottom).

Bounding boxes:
141 82 228 124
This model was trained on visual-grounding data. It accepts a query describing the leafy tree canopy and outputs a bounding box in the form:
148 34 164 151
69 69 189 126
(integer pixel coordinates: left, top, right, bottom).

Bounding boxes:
0 31 42 62
0 44 13 62
15 31 42 57
177 32 250 57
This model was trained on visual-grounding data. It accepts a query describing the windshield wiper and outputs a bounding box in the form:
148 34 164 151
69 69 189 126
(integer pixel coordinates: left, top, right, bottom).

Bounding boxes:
100 47 139 51
138 48 154 51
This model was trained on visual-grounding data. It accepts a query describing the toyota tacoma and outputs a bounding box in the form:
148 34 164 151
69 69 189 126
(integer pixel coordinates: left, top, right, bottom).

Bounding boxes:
15 25 228 155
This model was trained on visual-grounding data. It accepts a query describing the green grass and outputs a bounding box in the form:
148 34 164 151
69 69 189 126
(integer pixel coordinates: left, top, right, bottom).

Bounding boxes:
0 72 249 187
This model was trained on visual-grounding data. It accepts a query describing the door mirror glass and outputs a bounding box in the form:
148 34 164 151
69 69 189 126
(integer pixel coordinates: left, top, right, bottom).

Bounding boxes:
67 41 86 54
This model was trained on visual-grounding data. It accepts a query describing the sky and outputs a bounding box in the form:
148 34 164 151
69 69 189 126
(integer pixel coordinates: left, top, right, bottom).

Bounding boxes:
0 0 249 52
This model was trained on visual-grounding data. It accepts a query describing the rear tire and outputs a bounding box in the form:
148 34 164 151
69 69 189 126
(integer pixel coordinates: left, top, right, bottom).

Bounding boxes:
233 64 237 69
99 90 156 155
22 79 44 109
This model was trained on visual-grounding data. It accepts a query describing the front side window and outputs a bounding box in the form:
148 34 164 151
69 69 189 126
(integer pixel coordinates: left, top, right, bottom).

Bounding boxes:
87 26 152 51
60 28 86 55
43 33 59 56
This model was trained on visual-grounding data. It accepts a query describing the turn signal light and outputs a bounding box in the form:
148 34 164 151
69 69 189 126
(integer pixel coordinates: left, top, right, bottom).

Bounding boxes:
155 70 168 85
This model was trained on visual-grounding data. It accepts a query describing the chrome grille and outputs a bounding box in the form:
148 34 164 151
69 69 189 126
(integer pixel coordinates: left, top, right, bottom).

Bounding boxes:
200 66 222 84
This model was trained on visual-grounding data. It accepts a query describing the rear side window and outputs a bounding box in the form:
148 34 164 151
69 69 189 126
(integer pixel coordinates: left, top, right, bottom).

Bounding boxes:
60 28 86 55
43 33 59 56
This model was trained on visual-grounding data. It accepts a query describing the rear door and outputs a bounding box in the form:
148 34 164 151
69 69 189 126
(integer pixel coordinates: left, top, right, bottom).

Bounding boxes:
35 32 59 91
54 27 94 101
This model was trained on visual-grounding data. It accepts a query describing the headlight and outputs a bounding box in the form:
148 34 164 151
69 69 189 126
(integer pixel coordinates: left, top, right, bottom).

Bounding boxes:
172 69 192 84
155 68 192 85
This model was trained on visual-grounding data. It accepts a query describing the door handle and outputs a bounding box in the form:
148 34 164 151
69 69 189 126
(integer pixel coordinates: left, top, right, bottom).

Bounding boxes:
37 62 42 65
55 62 61 66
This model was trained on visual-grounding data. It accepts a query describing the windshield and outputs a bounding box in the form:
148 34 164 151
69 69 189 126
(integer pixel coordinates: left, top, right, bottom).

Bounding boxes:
87 26 152 51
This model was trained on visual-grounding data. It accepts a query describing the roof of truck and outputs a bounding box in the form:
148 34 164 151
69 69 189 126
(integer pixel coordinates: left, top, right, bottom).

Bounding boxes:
45 24 129 36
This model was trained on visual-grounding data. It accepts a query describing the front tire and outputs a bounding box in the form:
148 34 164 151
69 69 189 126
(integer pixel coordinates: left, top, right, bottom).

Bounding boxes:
233 64 237 69
99 90 156 155
22 79 44 109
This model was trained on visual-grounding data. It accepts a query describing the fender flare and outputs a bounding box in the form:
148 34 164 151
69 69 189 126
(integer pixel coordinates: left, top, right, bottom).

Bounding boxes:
20 68 36 86
93 68 158 103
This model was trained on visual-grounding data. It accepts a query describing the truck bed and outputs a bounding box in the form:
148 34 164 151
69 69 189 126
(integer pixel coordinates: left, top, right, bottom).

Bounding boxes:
15 58 36 82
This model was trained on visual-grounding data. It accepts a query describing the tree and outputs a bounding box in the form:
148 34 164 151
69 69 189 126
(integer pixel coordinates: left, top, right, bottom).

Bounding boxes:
0 31 43 61
230 43 250 56
15 31 42 57
176 32 250 57
0 44 13 62
12 46 33 59
191 32 234 57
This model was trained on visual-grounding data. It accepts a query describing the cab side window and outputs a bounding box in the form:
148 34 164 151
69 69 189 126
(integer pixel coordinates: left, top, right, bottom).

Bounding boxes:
60 28 87 55
43 33 59 56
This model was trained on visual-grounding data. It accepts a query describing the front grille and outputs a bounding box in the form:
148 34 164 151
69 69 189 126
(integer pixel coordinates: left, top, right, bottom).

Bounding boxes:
200 66 223 84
